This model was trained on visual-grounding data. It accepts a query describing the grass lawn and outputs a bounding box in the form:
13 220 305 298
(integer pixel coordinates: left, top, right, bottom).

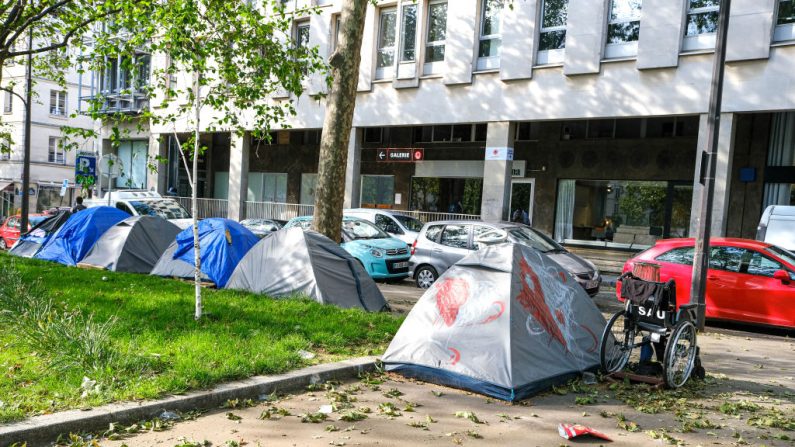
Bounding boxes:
0 252 403 424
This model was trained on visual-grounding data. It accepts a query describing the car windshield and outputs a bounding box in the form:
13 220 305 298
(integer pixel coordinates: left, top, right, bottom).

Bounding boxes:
29 216 47 225
766 245 795 268
129 199 191 219
393 215 424 232
507 227 562 253
343 219 389 240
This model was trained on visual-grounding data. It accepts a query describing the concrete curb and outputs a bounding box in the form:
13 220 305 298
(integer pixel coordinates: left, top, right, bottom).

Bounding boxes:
0 357 378 447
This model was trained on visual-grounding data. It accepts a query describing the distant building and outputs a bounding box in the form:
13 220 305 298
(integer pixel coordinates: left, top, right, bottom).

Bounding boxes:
0 57 94 217
97 1 795 250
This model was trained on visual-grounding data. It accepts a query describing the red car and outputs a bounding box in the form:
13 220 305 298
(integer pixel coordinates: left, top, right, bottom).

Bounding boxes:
0 214 48 250
617 238 795 329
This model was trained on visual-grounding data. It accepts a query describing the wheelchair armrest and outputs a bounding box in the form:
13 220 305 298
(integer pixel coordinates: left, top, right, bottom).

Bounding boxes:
677 304 698 323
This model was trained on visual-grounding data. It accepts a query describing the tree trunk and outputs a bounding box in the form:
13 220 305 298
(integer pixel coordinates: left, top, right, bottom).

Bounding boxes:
192 71 202 321
311 0 368 241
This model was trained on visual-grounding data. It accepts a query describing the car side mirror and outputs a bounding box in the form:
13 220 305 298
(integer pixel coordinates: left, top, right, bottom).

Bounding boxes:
773 270 791 283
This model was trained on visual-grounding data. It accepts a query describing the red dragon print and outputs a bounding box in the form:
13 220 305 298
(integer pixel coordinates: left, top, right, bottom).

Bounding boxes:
516 256 568 350
435 278 470 326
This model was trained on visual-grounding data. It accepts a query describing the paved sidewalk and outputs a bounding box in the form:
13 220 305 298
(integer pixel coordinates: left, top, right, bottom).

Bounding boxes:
101 331 795 447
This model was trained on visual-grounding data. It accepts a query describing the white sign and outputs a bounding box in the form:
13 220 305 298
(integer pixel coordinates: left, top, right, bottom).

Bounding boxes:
512 160 526 178
394 193 402 205
59 179 69 197
485 147 514 161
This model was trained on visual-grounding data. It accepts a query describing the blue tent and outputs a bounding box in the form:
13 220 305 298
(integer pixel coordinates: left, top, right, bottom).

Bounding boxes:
35 207 130 266
170 218 258 287
9 210 72 258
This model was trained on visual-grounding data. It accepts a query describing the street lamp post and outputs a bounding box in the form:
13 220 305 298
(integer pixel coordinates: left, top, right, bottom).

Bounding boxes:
689 0 732 330
20 31 34 233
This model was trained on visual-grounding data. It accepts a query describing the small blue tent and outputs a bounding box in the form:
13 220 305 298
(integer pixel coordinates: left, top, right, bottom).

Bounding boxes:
167 218 258 287
35 207 130 266
9 210 72 258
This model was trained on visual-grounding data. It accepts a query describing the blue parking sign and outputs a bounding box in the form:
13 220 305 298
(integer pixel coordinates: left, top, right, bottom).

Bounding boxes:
75 154 97 183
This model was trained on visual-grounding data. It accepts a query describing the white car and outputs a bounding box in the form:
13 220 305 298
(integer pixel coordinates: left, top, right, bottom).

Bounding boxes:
344 208 424 246
83 190 193 228
757 205 795 252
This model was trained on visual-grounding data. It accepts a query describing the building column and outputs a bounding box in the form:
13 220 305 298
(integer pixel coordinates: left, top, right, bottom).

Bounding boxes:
689 113 737 237
343 128 363 209
480 122 515 222
228 131 250 221
147 133 168 194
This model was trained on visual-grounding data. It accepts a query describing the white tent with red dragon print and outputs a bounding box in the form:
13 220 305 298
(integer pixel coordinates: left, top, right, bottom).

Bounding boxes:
381 242 607 401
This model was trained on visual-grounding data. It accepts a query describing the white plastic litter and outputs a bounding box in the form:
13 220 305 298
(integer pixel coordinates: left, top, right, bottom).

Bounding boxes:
319 405 333 414
298 350 316 360
159 410 181 421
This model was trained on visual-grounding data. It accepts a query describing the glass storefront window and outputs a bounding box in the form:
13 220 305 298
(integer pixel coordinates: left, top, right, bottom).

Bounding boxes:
554 179 693 247
410 177 482 215
116 140 148 189
361 175 395 208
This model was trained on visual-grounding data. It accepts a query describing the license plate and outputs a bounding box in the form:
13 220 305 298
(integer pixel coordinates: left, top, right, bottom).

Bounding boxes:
586 280 599 289
393 261 409 269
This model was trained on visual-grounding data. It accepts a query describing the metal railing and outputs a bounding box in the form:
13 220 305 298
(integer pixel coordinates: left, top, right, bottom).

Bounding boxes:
246 201 315 221
175 197 228 219
395 210 481 223
173 197 481 224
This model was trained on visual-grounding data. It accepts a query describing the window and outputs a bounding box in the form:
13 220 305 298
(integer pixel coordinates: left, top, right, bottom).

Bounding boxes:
656 247 695 265
440 225 469 249
360 175 395 208
425 224 444 242
477 0 504 70
0 135 11 160
364 127 383 143
709 246 745 273
554 180 693 245
424 0 447 74
683 0 720 51
473 225 506 248
3 91 12 113
300 173 317 205
296 21 310 49
538 0 568 64
774 0 795 41
400 4 418 62
375 214 402 234
413 124 483 143
48 137 65 164
376 8 397 79
331 16 342 52
746 251 784 277
263 173 288 202
49 90 66 116
516 122 540 141
605 0 642 58
116 140 148 188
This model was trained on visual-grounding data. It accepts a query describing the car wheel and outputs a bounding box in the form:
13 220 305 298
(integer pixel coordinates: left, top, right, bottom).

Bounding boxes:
0 238 6 250
415 266 438 289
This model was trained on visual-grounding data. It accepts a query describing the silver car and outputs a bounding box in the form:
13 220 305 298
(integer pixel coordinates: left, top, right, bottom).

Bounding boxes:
409 221 602 296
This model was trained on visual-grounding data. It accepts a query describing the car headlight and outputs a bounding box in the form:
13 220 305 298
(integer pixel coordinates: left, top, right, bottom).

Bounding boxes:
368 247 384 258
594 269 601 278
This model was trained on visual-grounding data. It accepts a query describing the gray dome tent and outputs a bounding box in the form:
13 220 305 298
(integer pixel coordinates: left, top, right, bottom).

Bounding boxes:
225 227 389 312
382 243 607 401
79 216 181 273
150 239 211 281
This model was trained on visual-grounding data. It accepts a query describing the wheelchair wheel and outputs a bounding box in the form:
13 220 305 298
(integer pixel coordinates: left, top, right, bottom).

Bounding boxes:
600 310 635 373
663 319 698 388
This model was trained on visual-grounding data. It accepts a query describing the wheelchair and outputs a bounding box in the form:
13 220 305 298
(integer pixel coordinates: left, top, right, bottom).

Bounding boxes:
599 272 702 388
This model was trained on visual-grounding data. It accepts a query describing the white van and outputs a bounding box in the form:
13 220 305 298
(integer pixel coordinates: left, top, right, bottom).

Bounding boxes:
757 205 795 252
343 208 424 246
84 190 193 229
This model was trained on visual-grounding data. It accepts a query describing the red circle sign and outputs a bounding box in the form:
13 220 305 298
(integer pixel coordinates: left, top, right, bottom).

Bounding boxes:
414 150 423 160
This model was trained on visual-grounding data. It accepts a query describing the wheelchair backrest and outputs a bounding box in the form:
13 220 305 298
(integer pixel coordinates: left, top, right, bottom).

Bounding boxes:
620 273 677 327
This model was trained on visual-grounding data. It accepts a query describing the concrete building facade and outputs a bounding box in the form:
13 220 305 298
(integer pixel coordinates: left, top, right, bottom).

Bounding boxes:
138 0 795 250
0 61 94 217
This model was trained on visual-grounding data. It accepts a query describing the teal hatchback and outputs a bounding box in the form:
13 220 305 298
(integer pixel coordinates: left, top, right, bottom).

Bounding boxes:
283 216 411 280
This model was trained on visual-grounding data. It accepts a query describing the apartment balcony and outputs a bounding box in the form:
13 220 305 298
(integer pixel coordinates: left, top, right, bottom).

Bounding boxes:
80 90 149 116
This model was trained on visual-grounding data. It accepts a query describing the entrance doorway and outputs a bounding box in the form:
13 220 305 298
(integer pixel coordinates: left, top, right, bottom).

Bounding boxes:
510 179 535 225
